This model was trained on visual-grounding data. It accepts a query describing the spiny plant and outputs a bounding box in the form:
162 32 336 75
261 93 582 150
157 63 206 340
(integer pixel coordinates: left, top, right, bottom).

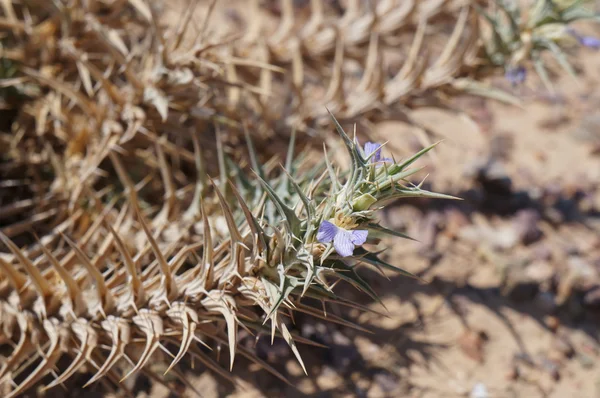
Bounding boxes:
0 114 453 397
479 0 600 89
0 0 266 163
0 0 260 249
217 0 599 132
0 0 470 249
2 0 598 170
0 0 597 395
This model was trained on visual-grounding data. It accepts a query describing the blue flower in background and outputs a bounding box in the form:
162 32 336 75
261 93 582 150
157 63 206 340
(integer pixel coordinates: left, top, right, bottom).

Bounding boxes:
505 66 526 86
577 35 600 50
316 220 368 257
568 28 600 50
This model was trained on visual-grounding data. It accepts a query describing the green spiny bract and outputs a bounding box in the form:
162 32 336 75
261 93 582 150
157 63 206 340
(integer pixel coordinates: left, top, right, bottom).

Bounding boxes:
0 114 450 396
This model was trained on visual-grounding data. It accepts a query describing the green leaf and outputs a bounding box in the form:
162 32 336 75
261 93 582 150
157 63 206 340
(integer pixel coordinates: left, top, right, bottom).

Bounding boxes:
562 1 598 22
533 54 554 92
229 181 269 257
365 222 418 242
323 144 341 192
351 248 423 281
496 0 521 38
255 173 301 239
396 141 441 172
324 261 383 307
300 284 339 301
451 78 522 107
216 126 229 200
225 156 253 203
352 193 377 211
261 273 299 319
281 166 316 238
244 124 266 182
474 4 509 54
376 185 462 205
277 128 297 197
210 178 246 280
540 37 578 80
291 247 315 297
327 110 366 188
285 128 297 172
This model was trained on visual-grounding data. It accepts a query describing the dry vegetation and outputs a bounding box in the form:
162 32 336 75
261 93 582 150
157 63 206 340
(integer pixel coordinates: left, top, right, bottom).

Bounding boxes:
1 1 600 397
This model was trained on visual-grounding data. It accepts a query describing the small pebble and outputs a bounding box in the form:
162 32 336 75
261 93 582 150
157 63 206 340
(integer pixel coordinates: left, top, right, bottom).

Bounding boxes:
506 365 519 380
459 330 488 363
513 209 542 244
470 382 488 398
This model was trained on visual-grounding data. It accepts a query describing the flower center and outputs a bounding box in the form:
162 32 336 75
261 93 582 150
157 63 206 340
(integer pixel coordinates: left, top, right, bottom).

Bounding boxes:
334 212 358 230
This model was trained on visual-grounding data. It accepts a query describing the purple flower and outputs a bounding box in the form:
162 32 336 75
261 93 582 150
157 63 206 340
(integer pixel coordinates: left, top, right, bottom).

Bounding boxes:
505 66 526 86
363 142 392 164
316 220 368 257
568 28 600 50
578 36 600 50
